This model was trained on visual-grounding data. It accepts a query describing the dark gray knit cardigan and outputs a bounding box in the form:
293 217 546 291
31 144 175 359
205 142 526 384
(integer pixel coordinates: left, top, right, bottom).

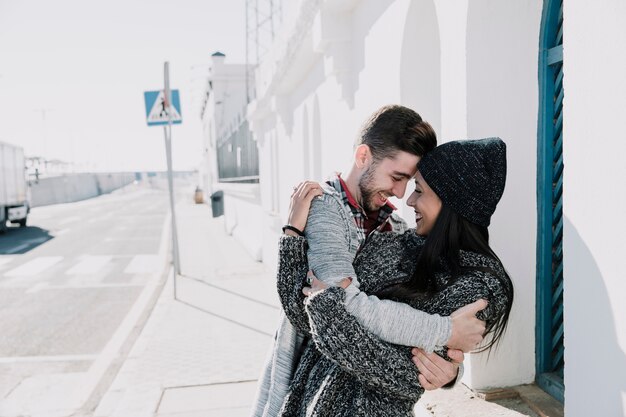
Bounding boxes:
275 230 512 417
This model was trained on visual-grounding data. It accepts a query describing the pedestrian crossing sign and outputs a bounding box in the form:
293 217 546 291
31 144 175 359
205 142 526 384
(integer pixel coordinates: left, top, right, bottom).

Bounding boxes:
144 90 183 126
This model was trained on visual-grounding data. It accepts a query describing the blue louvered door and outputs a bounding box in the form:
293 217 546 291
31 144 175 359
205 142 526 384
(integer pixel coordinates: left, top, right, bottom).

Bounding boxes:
536 0 564 403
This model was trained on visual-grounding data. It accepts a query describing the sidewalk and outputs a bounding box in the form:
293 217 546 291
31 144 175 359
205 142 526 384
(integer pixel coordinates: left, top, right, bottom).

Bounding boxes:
94 200 281 417
94 198 553 417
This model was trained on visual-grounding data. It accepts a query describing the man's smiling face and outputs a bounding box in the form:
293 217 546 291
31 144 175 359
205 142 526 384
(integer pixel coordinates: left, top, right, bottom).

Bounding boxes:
358 150 420 212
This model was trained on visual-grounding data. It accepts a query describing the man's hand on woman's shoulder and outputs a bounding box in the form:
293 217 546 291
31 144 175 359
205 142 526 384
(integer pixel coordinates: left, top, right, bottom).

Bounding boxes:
447 299 488 352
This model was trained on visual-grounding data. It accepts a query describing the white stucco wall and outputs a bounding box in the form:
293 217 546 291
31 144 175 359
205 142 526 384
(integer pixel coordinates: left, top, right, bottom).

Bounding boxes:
563 1 626 415
433 0 468 141
221 183 264 261
463 0 542 389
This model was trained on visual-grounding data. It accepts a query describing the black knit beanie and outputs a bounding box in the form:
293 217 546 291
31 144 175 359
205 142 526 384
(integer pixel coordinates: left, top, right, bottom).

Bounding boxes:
417 137 507 227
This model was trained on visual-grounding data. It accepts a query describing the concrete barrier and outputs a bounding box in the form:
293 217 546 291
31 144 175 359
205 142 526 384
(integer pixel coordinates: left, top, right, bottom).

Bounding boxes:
30 173 135 208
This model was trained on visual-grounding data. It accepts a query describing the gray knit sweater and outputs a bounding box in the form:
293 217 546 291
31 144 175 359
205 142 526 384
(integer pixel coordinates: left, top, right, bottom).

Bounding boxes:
251 183 450 417
276 230 512 416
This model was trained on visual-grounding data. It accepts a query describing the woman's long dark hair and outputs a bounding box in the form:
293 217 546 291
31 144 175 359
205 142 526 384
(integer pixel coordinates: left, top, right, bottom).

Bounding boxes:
376 205 514 352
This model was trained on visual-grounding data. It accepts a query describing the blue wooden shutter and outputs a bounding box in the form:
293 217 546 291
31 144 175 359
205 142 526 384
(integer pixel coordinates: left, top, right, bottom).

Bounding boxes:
536 0 564 403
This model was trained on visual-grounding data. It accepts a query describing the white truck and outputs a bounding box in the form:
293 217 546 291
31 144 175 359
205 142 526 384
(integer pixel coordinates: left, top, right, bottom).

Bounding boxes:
0 142 29 233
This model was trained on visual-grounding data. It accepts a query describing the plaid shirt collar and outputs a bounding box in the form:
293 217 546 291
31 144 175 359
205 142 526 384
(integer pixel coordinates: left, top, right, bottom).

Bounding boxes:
327 174 396 238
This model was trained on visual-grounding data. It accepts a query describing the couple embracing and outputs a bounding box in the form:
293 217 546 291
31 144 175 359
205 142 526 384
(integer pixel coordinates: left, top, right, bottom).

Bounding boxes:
252 105 514 417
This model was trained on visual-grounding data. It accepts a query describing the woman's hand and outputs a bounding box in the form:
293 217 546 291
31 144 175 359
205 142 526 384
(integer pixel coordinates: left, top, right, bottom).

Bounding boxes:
303 271 352 296
286 181 323 235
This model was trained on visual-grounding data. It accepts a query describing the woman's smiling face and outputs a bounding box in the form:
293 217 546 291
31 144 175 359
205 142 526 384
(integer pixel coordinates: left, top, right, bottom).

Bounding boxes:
406 171 442 236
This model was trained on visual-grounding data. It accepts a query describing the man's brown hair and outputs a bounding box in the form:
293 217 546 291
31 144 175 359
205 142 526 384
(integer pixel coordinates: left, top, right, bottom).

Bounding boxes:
357 105 437 160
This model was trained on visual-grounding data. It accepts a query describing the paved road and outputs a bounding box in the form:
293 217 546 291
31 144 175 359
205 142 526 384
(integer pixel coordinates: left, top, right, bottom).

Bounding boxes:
0 181 183 417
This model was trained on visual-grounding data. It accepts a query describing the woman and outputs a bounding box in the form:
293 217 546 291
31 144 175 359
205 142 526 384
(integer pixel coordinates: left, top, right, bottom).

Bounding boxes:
275 138 514 416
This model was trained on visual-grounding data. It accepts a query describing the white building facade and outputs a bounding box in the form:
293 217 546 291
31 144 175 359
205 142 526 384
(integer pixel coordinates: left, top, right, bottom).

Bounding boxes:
199 52 265 259
203 1 626 415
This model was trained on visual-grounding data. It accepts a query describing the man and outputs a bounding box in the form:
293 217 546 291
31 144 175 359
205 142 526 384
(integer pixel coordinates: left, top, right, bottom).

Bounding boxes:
252 105 486 417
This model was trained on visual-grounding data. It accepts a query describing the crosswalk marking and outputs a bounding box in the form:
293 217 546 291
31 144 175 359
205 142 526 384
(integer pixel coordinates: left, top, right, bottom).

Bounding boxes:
4 257 64 277
28 283 142 292
66 256 113 275
123 255 160 274
0 354 98 363
104 237 154 242
1 253 162 281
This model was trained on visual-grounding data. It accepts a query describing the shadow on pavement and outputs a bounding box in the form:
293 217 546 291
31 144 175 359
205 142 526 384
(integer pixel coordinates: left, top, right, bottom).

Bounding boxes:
0 226 54 254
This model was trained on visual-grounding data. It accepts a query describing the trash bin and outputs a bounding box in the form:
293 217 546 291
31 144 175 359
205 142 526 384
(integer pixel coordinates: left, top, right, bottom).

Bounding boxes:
210 190 224 217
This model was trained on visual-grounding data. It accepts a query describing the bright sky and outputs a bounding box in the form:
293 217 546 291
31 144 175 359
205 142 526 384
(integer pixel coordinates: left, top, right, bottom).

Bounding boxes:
0 0 246 171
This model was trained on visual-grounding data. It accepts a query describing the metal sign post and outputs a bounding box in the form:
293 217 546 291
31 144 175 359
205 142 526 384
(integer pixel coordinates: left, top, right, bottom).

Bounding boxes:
143 65 183 299
163 62 182 298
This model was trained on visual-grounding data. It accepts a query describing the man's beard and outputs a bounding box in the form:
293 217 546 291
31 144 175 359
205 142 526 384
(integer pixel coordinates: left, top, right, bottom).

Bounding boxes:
358 163 379 212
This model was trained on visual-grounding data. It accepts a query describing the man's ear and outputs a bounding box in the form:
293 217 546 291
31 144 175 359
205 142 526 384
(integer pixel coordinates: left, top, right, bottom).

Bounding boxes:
354 144 372 169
